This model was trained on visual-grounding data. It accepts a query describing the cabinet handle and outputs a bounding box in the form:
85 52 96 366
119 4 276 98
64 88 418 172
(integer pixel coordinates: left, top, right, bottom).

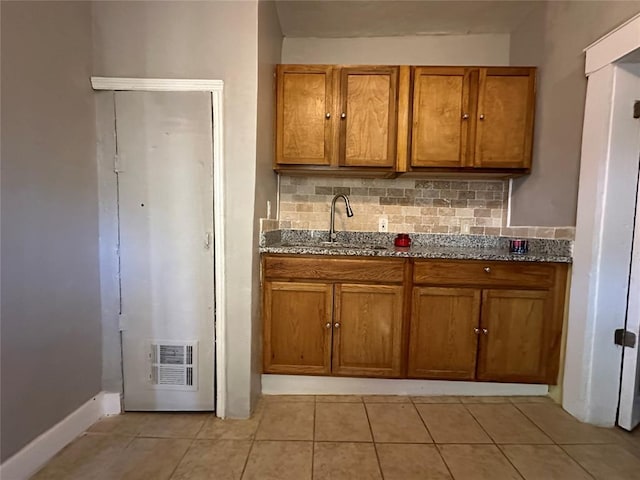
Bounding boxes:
334 322 341 329
462 113 469 120
483 267 491 273
474 327 480 335
325 113 331 119
325 322 331 329
340 112 346 119
482 328 488 335
479 114 485 120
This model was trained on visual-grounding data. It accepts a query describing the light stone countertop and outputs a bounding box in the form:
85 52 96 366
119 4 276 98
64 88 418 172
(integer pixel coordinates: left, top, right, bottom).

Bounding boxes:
259 230 573 263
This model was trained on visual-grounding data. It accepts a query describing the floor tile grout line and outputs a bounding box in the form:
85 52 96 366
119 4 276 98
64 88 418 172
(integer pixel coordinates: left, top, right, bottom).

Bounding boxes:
362 400 385 479
557 444 600 479
493 443 529 480
167 437 197 480
511 402 562 446
466 402 555 445
432 443 458 480
412 401 436 444
459 401 498 445
239 398 268 480
411 403 457 480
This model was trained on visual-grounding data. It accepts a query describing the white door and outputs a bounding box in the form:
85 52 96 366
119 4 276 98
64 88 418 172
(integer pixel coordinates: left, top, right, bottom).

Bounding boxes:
619 157 640 431
116 91 215 411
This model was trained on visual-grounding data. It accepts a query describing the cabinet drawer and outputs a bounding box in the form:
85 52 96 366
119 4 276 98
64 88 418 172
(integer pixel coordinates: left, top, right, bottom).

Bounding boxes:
264 255 405 283
413 260 555 288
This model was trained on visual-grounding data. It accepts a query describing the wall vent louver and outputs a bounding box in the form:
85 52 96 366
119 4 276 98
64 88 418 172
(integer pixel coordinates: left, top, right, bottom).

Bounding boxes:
149 341 198 391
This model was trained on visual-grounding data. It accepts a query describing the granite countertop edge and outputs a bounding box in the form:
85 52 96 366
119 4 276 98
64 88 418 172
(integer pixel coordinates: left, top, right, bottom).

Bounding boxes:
259 245 572 263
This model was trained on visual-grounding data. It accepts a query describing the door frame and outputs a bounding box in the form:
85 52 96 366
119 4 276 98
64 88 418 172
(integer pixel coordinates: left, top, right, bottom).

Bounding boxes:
563 14 640 427
91 77 228 418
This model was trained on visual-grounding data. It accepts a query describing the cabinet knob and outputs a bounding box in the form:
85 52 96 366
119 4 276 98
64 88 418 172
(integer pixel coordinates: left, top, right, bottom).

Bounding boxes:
325 112 331 119
483 266 491 273
325 322 331 329
474 327 480 335
462 113 469 120
334 322 341 329
340 112 346 119
482 328 488 335
479 114 485 120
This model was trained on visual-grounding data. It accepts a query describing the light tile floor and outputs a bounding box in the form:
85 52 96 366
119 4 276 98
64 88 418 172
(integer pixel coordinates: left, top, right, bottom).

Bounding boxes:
32 395 640 480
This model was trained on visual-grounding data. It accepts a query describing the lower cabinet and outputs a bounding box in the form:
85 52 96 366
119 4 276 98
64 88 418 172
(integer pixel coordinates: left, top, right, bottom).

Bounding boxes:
408 287 480 380
263 255 568 385
262 256 407 378
408 260 567 384
263 281 333 375
477 289 552 383
332 284 404 377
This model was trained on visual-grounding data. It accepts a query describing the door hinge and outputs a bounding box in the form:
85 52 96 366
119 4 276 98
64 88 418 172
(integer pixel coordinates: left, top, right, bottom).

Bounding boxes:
634 100 640 119
118 313 128 332
614 328 636 347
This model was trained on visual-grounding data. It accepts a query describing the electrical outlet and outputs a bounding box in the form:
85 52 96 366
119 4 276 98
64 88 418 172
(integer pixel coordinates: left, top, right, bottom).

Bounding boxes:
461 221 471 234
379 217 388 232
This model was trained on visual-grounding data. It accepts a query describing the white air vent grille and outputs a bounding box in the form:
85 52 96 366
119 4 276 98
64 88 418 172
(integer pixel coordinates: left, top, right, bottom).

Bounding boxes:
149 341 197 391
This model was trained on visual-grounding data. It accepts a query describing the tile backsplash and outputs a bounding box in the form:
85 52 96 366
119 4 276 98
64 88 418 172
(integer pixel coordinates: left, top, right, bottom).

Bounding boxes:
276 176 575 240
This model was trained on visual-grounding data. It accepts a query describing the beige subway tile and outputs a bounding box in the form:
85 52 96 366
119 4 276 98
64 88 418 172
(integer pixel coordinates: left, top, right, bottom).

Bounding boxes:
420 216 439 226
554 227 576 240
382 205 403 214
474 208 491 217
455 208 474 217
432 226 449 233
439 189 457 199
470 226 485 235
296 204 314 212
437 208 456 217
484 227 500 236
420 207 438 216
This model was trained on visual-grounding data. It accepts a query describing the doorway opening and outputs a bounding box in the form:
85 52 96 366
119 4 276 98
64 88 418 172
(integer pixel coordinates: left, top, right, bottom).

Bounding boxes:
92 78 227 417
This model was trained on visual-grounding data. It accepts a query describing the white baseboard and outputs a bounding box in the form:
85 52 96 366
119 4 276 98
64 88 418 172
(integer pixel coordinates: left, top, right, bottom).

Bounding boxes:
0 391 122 480
262 375 549 396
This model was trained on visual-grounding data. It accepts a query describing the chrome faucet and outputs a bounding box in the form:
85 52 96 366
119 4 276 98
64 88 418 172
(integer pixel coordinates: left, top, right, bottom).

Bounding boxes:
329 194 354 242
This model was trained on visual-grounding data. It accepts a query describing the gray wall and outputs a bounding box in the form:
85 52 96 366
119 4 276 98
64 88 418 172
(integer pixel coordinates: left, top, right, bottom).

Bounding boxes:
252 1 282 408
92 0 261 418
509 1 640 226
281 34 510 65
1 1 102 461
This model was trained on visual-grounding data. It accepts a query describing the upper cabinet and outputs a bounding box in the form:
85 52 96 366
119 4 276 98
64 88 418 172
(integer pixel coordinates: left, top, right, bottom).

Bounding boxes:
275 65 399 176
410 67 477 168
474 68 536 169
409 66 536 172
274 64 536 177
276 65 334 166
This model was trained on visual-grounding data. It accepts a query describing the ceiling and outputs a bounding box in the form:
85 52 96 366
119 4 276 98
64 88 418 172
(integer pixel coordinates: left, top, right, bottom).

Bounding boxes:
275 0 541 38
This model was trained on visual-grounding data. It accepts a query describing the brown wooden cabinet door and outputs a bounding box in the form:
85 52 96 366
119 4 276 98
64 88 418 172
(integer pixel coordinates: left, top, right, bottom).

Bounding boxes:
263 281 333 375
276 65 333 166
332 284 404 377
474 67 536 169
410 67 477 168
477 289 551 383
408 287 481 380
339 66 398 168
